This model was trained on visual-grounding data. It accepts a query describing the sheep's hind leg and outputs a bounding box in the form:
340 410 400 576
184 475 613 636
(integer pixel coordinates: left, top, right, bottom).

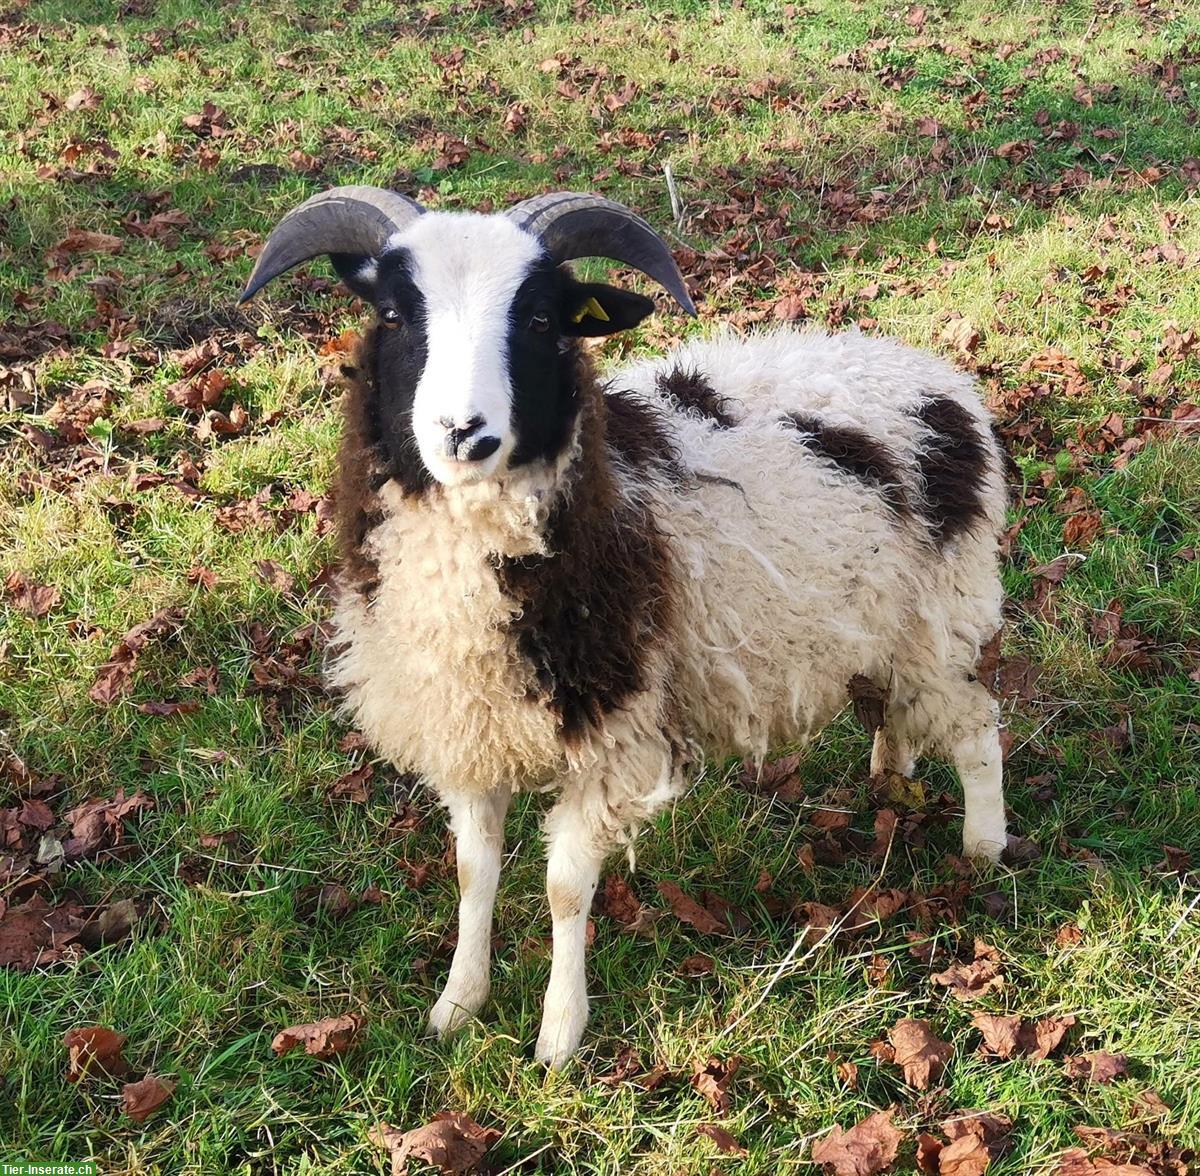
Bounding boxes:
921 679 1007 862
428 787 511 1037
534 791 609 1069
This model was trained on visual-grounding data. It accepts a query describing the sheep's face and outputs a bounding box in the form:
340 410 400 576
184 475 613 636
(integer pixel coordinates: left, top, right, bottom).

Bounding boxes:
342 213 655 488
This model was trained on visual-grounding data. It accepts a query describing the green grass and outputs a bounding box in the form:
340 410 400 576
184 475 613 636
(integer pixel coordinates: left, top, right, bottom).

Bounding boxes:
2 0 1200 1172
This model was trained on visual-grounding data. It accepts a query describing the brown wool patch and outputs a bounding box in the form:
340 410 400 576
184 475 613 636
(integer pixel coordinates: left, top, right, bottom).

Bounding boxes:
332 328 395 599
656 366 740 429
494 349 678 743
912 397 990 544
782 413 910 518
606 387 687 483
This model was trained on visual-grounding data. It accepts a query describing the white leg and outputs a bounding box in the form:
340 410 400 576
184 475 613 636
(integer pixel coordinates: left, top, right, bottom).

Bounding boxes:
534 794 608 1069
428 787 510 1037
951 686 1007 862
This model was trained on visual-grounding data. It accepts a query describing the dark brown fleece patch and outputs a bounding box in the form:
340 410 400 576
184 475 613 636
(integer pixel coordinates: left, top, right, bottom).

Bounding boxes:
494 351 677 743
912 396 990 543
656 366 739 429
848 674 887 733
332 329 391 600
605 387 687 483
783 413 910 517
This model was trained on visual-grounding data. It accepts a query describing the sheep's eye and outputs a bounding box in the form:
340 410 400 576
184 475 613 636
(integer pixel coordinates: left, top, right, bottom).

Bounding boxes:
529 312 551 334
380 306 402 328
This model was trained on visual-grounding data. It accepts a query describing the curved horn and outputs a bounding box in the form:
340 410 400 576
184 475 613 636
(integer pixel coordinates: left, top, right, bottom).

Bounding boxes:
239 185 424 303
506 192 696 316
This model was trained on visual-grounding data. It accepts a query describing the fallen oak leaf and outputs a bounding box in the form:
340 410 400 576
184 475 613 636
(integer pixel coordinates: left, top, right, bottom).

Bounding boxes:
1055 1149 1153 1174
0 895 86 969
4 571 61 618
137 699 201 717
738 751 804 801
972 1012 1075 1059
931 939 1004 1000
254 559 295 593
1063 1051 1127 1084
937 1110 1012 1175
811 1108 903 1175
64 1025 129 1082
328 762 373 803
122 1074 176 1122
371 1111 501 1175
271 1013 364 1059
889 1018 952 1090
61 788 154 860
690 1055 740 1116
697 1122 747 1155
657 880 728 935
89 608 185 705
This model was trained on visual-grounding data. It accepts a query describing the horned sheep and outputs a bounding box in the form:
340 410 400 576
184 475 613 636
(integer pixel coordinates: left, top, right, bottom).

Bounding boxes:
241 187 1010 1068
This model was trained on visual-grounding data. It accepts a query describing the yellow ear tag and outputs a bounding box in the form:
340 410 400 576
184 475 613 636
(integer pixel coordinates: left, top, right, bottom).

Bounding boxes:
571 296 610 324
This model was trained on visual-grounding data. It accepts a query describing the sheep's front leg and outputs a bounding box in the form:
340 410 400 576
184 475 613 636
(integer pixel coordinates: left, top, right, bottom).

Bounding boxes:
428 787 511 1037
535 793 608 1069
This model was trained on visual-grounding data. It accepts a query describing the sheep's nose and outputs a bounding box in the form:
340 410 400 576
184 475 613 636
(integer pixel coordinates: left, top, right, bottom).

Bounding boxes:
439 416 499 462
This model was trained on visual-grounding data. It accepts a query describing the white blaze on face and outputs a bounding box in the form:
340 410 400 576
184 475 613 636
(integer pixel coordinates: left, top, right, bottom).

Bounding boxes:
396 213 544 486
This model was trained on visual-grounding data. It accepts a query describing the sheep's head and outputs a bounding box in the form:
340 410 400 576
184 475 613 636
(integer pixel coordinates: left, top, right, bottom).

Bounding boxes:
240 189 695 487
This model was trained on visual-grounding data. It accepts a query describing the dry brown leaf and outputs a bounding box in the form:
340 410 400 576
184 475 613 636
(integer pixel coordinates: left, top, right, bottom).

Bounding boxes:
372 1112 500 1175
598 873 652 931
1055 1149 1154 1174
889 1018 953 1090
738 751 804 801
64 1025 129 1082
690 1055 740 1116
61 788 154 860
0 895 86 970
254 559 295 593
971 1012 1022 1058
4 571 61 618
811 1108 903 1175
89 608 184 705
50 228 123 258
122 1074 176 1122
697 1123 747 1155
329 763 374 804
271 1013 364 1059
1063 1052 1128 1083
658 881 727 935
931 939 1004 1000
940 316 981 355
679 952 716 977
1064 511 1103 547
972 1012 1075 1059
937 1110 1012 1176
916 1132 943 1173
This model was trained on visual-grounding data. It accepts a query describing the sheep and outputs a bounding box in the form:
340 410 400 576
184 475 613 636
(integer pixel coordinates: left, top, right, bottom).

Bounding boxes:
240 187 1010 1068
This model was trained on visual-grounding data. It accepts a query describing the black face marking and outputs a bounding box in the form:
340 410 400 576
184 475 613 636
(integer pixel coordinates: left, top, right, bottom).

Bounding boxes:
367 250 434 497
656 367 739 428
506 263 585 468
783 413 910 517
912 396 990 543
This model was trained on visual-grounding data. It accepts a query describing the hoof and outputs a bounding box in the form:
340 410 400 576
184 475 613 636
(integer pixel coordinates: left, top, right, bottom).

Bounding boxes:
534 997 588 1070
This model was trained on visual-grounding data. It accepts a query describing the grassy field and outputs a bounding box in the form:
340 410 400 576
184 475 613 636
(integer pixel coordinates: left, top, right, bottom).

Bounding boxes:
2 0 1200 1172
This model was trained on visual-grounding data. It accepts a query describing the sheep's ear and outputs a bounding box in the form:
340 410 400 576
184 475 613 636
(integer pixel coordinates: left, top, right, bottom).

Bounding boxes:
561 282 656 337
330 253 379 301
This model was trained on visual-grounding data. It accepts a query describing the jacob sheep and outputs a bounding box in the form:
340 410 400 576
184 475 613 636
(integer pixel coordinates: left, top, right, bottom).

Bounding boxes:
240 187 1010 1068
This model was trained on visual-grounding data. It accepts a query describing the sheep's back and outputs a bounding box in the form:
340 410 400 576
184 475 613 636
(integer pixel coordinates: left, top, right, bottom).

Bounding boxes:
607 328 1007 760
